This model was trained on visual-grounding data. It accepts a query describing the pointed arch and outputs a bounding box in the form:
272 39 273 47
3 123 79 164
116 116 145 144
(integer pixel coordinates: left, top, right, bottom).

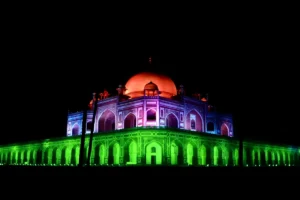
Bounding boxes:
124 112 137 129
221 146 230 166
70 145 80 166
123 139 137 165
221 123 229 136
199 145 207 165
251 149 259 166
60 146 72 165
234 148 239 166
276 151 281 165
146 108 156 121
259 149 266 166
165 112 179 128
71 123 80 136
108 141 120 165
97 109 116 132
99 145 105 165
128 141 137 164
213 146 223 166
113 143 120 164
185 109 204 132
97 108 116 121
186 143 194 165
123 112 137 120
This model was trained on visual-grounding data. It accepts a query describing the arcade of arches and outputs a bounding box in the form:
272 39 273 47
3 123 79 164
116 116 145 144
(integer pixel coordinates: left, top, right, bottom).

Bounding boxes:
1 129 299 167
71 109 230 137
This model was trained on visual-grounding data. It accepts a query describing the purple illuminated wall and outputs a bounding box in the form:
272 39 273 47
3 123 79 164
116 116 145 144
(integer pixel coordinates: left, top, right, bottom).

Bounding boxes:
67 96 233 137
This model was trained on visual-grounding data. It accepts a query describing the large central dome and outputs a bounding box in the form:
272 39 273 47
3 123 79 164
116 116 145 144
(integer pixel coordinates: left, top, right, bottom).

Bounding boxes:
125 72 177 99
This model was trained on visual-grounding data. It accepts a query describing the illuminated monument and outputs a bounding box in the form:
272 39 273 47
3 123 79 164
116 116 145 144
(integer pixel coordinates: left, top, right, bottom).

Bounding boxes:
67 71 233 137
0 70 299 167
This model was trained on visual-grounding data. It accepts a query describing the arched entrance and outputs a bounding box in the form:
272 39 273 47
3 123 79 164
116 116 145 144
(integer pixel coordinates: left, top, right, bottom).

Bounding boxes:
166 113 178 128
124 113 136 129
146 142 162 165
199 145 207 165
108 143 120 165
221 123 229 136
129 141 137 164
213 146 223 166
98 110 116 132
187 143 196 165
185 110 203 132
170 140 183 165
70 146 79 166
147 109 156 121
72 124 79 136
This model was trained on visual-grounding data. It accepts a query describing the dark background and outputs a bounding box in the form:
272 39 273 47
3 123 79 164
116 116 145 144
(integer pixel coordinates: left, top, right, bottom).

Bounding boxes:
1 11 299 146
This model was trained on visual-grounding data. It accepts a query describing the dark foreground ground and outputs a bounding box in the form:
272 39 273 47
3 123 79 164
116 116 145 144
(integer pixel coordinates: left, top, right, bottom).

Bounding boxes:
0 165 299 175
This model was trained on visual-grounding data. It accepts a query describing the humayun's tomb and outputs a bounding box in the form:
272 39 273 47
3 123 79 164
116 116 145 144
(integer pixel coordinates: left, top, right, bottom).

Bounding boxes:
0 71 299 167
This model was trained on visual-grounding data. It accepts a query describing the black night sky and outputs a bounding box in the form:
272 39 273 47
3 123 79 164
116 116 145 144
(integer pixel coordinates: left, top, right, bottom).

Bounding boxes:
2 15 299 147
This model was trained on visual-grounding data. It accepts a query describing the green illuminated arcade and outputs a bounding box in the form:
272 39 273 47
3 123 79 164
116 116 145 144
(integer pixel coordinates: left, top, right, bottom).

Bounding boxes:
0 128 299 167
0 71 299 167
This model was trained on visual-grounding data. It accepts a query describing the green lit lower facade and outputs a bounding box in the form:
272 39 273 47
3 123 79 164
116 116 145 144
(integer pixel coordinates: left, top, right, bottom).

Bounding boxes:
0 128 299 167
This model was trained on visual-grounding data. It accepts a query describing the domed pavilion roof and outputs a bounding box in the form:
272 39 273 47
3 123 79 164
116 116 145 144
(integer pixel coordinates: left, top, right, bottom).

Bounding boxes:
144 81 158 90
125 72 177 98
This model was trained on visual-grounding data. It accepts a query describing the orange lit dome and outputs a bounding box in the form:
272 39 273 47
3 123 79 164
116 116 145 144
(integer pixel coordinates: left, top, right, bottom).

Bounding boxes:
125 72 177 98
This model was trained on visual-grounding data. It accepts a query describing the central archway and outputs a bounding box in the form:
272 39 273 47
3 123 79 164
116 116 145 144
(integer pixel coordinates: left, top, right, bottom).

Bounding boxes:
185 110 203 132
98 110 116 132
146 142 162 165
166 113 178 128
124 113 136 129
147 109 156 121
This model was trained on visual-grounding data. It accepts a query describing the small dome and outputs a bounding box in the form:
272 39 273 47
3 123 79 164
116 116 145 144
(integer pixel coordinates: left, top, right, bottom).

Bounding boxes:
125 72 177 98
144 81 158 90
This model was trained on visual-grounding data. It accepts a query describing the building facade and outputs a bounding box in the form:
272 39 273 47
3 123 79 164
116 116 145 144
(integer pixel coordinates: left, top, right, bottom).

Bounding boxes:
67 72 233 137
0 128 299 167
0 72 299 167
